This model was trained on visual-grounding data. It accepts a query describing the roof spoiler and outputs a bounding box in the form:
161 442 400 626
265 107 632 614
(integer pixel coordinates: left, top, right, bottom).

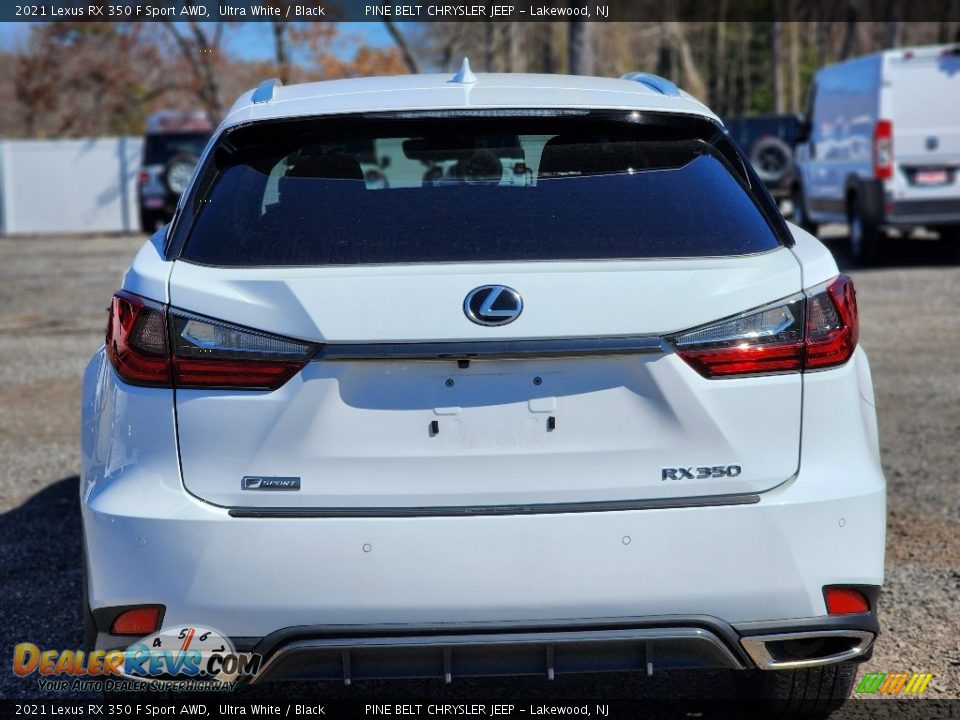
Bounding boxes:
620 72 681 98
252 78 282 104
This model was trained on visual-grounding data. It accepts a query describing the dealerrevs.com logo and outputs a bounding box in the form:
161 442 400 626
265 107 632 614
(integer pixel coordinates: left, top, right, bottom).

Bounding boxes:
13 626 262 692
856 672 934 695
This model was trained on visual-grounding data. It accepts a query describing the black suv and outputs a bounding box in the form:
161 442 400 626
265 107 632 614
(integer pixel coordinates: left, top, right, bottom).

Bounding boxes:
723 113 804 202
138 111 212 232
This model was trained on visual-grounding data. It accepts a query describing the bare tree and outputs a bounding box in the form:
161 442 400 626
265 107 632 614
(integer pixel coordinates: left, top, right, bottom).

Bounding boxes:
789 19 800 111
772 22 784 112
839 6 860 60
161 20 227 122
507 23 523 72
382 19 422 73
272 21 290 84
568 21 594 75
668 22 706 101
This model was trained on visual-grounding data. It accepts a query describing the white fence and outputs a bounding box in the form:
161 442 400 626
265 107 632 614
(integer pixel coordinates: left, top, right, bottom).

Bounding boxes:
0 137 143 235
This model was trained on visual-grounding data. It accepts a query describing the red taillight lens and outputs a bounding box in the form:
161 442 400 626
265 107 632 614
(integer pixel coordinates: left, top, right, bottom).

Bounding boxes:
670 296 806 378
106 291 172 386
824 587 870 615
110 606 162 635
138 170 150 185
671 275 858 378
805 275 858 370
873 119 893 180
106 292 318 390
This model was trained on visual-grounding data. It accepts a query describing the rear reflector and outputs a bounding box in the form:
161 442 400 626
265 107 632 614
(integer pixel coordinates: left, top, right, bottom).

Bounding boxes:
106 292 319 390
824 588 870 615
670 275 858 378
110 606 162 635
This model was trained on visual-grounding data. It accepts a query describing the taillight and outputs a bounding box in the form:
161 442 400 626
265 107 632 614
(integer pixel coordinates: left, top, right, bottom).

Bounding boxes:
106 291 171 386
670 275 858 378
805 275 858 370
105 292 318 390
873 120 893 180
670 296 806 378
170 313 316 390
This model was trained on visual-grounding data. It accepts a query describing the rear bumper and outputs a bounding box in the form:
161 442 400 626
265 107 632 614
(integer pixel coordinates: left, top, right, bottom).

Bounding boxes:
248 613 878 683
884 198 960 226
81 348 886 678
83 475 885 670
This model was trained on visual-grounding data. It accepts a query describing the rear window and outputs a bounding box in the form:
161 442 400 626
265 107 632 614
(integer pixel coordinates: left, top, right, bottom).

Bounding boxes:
176 112 782 266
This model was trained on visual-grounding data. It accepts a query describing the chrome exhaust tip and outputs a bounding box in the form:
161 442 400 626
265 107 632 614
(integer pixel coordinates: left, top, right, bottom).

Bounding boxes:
741 630 875 670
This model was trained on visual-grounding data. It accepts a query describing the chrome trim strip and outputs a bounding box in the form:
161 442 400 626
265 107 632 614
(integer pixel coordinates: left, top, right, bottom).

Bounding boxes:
251 626 744 684
227 492 760 519
740 630 875 670
314 336 667 361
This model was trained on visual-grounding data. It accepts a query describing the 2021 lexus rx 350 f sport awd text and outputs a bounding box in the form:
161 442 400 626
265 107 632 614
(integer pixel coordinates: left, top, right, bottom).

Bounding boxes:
81 66 885 713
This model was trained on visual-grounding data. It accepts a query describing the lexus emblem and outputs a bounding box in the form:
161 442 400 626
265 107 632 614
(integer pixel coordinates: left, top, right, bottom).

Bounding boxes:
464 285 523 326
926 136 939 151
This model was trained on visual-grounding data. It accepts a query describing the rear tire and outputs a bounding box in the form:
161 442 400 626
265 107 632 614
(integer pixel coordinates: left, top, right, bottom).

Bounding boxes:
848 195 884 265
737 662 857 718
791 185 818 236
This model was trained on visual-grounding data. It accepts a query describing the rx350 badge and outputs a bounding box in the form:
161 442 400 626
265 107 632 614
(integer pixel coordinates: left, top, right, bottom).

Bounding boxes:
662 465 742 481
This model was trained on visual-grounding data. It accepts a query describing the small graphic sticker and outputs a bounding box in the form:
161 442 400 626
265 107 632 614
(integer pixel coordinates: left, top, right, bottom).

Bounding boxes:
856 672 933 695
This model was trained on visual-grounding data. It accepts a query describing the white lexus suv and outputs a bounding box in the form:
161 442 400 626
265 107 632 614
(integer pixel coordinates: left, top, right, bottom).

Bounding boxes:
81 65 885 712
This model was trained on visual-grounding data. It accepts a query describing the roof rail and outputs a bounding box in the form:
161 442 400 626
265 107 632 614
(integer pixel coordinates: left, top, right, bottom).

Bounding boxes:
252 78 282 104
620 72 681 98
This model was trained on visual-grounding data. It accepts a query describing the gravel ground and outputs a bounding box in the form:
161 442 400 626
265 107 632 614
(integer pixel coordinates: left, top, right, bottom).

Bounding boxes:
0 232 958 707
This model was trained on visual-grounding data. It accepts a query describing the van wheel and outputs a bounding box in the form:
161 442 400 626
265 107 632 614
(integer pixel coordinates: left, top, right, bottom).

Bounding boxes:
791 185 818 236
849 196 883 265
736 662 857 718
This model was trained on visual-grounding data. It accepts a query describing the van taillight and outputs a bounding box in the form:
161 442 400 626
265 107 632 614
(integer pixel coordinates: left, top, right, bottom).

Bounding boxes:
873 120 893 180
671 275 859 378
106 291 318 390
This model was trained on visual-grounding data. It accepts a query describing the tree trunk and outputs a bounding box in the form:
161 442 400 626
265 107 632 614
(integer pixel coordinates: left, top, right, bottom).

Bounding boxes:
568 20 594 75
507 22 522 72
656 22 671 78
789 16 800 112
668 22 706 101
839 8 859 60
772 21 784 113
713 10 727 112
740 22 753 114
271 21 290 84
541 23 555 74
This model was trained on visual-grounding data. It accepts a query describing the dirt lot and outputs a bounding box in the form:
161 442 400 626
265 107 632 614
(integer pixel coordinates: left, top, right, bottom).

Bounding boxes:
1 233 958 705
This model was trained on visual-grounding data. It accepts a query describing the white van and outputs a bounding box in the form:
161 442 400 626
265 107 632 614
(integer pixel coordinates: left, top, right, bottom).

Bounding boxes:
793 44 960 262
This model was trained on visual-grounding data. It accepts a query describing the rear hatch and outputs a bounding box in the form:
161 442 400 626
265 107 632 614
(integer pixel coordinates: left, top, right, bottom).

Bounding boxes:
888 47 960 193
166 110 803 511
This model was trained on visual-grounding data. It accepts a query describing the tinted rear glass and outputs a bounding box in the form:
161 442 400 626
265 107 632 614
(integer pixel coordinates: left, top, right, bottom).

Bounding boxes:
178 113 781 266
